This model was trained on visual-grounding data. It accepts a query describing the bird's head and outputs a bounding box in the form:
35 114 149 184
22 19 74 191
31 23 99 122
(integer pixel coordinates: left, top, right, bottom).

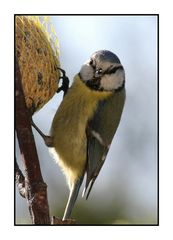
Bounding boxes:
79 50 125 92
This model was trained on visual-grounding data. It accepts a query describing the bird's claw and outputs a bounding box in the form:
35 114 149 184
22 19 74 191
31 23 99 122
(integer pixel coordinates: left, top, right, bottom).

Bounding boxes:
57 67 69 96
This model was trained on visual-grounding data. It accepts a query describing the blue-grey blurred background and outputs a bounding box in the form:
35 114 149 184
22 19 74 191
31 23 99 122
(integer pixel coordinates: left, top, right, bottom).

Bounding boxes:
16 15 158 224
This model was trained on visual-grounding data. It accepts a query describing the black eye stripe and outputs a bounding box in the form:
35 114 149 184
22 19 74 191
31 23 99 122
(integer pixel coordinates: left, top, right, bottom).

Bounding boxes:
104 65 123 75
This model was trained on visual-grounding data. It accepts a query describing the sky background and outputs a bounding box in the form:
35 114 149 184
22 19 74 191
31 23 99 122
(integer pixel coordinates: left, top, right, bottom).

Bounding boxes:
16 15 158 224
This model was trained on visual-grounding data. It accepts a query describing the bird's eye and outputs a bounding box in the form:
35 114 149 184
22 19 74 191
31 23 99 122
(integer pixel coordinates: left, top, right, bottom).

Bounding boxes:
95 68 102 75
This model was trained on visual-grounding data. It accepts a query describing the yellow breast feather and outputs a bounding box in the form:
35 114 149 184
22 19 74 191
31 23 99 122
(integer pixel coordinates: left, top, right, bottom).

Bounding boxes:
50 74 113 187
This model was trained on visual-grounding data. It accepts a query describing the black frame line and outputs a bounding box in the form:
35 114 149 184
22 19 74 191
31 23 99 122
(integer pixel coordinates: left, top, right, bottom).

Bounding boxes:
14 14 159 226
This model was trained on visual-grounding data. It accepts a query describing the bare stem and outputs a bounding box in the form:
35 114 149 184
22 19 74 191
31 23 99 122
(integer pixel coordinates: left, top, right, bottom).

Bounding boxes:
15 58 51 225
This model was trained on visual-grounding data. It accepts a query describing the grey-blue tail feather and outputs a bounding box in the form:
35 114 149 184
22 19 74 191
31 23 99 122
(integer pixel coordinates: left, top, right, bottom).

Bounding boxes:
63 176 83 220
82 178 96 200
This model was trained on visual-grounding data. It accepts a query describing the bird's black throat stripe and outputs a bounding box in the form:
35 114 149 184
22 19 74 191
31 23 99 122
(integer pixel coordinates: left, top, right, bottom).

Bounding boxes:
85 77 101 91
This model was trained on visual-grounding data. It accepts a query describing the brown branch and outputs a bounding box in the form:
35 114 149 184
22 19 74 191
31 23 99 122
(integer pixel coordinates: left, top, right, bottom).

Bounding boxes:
15 59 51 225
51 216 76 225
15 158 26 198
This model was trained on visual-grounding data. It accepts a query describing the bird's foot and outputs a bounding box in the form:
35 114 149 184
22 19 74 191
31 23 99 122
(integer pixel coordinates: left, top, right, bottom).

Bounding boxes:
31 119 53 147
56 67 69 96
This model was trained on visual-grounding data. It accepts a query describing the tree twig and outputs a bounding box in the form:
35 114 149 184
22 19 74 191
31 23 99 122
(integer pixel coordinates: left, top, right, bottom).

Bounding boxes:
15 58 51 224
15 158 26 198
51 216 76 225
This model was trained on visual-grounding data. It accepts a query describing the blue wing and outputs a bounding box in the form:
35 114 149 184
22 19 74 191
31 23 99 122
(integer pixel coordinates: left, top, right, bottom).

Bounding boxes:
83 88 126 199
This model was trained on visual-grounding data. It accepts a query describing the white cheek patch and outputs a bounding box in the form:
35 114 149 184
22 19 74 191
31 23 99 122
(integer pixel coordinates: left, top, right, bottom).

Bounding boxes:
100 70 125 91
80 63 94 81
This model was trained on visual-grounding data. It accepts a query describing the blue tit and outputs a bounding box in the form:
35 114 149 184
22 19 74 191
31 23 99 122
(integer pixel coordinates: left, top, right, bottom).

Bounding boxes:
49 50 126 220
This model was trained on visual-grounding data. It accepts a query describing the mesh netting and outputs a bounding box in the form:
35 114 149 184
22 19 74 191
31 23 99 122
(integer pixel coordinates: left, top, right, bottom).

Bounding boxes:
15 16 60 113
